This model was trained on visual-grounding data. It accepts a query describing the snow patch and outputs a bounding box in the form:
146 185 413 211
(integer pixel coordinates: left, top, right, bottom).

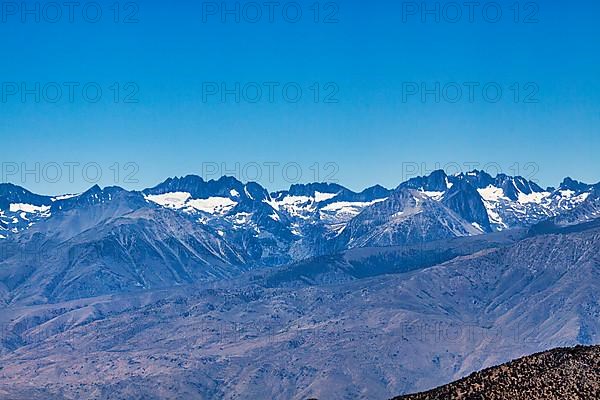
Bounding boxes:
559 190 575 198
270 213 281 221
188 197 237 214
321 199 387 215
471 222 484 232
314 191 337 202
233 212 252 225
478 186 506 202
146 192 237 215
145 192 191 209
51 194 79 202
421 191 445 201
517 191 549 204
9 203 51 214
278 195 312 205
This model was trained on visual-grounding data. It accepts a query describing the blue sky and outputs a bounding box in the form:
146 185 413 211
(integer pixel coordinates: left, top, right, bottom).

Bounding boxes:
1 0 599 195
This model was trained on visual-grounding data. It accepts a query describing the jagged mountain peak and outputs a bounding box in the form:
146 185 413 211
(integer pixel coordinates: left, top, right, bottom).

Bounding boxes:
442 180 492 232
394 170 586 232
452 169 494 187
86 183 102 192
558 177 592 193
0 182 37 196
0 183 52 209
363 183 388 192
356 184 391 199
73 184 127 199
272 182 347 200
272 182 391 207
495 174 544 199
144 174 271 202
50 184 145 214
400 169 452 192
333 186 484 250
449 170 544 197
242 181 270 202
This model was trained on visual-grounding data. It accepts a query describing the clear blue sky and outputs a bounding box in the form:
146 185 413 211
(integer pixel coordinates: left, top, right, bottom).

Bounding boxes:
1 0 598 195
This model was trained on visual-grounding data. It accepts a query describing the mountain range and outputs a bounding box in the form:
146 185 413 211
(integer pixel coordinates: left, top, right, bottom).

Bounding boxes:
0 170 599 399
1 170 598 304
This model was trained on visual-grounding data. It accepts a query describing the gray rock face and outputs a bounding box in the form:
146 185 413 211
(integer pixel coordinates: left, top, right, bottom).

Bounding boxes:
334 188 481 249
441 180 492 232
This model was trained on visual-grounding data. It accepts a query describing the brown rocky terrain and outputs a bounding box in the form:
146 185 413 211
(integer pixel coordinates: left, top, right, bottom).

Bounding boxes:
393 345 600 400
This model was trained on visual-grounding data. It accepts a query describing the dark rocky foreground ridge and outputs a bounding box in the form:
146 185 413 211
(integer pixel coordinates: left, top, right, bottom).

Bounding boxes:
393 345 600 400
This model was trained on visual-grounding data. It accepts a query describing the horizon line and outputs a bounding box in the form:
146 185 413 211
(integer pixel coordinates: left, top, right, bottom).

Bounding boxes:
2 170 598 198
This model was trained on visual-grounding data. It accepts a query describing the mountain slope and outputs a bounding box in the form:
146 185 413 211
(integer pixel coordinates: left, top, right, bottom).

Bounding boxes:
144 175 296 266
262 228 525 288
547 184 600 227
0 183 54 239
0 187 249 305
393 345 600 400
0 221 597 399
401 170 597 231
334 188 482 249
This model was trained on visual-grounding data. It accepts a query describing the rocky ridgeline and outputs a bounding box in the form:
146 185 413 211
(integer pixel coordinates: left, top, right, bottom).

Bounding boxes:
394 345 600 400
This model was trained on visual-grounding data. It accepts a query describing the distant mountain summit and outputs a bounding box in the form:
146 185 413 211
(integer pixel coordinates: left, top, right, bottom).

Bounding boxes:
0 183 52 209
393 345 600 400
144 175 271 203
558 177 592 193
